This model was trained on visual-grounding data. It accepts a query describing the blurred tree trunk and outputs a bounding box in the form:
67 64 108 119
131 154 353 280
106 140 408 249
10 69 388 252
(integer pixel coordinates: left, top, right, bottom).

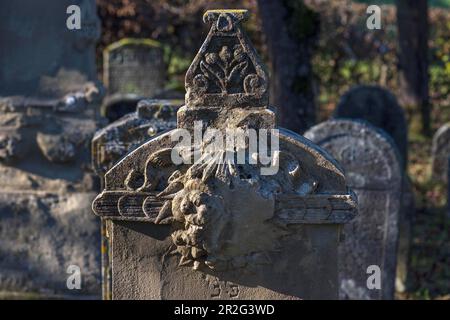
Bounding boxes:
395 0 430 136
257 0 319 134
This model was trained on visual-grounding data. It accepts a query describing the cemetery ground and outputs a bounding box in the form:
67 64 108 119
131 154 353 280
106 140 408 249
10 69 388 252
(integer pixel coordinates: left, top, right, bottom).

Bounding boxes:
399 105 450 300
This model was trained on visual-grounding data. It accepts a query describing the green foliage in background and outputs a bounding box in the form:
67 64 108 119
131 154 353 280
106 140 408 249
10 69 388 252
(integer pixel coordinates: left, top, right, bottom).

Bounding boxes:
354 0 450 8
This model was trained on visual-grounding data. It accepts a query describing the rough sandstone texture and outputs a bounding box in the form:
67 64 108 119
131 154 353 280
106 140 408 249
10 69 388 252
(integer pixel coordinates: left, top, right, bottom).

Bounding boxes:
305 119 402 300
92 99 182 299
0 0 102 297
101 39 168 123
333 85 408 169
93 10 357 300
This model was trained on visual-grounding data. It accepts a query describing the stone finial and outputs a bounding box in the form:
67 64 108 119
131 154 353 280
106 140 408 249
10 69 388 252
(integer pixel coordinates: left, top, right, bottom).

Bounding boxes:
184 9 268 110
179 10 273 131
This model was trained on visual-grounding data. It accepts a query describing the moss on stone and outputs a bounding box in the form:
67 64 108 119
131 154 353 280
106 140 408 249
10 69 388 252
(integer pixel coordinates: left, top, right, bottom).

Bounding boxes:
105 38 161 53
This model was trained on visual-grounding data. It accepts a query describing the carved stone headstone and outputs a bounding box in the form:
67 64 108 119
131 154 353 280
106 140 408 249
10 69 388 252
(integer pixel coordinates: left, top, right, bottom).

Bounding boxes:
92 99 182 299
333 85 408 169
0 0 102 297
431 123 450 183
305 119 402 300
92 10 357 300
103 39 166 97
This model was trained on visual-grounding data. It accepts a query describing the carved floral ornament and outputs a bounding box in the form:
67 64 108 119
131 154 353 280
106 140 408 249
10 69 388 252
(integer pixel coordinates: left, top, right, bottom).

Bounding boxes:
185 10 268 108
92 10 357 272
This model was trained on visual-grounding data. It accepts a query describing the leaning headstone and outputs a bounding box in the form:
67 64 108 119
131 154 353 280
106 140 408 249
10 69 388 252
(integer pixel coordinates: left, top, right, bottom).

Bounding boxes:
333 85 408 169
0 0 102 298
431 123 450 183
92 99 182 299
305 119 402 300
92 10 357 300
103 38 166 97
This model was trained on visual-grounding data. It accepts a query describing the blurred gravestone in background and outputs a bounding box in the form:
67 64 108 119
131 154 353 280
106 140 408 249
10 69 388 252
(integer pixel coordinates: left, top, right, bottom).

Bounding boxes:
305 119 402 300
0 0 102 297
92 99 181 299
103 39 166 97
396 177 415 293
93 99 181 179
431 123 450 183
333 85 408 170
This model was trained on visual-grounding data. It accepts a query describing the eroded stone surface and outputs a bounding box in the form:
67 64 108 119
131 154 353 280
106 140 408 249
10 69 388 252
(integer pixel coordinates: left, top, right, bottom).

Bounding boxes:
0 0 102 297
305 119 402 300
0 192 100 296
0 97 102 297
93 9 357 300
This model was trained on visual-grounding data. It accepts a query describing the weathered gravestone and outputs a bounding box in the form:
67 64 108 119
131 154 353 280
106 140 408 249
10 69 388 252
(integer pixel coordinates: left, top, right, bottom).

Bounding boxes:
333 85 408 169
305 119 402 300
431 123 450 183
101 39 167 123
396 177 415 293
92 10 358 300
447 157 450 218
92 99 182 299
0 0 102 297
103 38 166 97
